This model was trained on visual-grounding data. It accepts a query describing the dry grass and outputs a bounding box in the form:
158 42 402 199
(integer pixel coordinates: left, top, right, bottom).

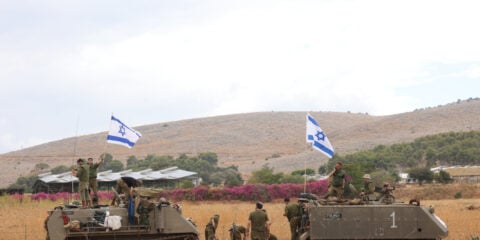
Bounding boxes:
1 196 479 240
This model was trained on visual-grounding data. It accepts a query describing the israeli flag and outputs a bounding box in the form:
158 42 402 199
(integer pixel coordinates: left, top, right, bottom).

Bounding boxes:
306 114 334 158
107 115 142 148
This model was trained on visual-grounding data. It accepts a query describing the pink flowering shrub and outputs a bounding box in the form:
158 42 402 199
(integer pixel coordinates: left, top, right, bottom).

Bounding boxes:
161 180 329 202
27 180 329 202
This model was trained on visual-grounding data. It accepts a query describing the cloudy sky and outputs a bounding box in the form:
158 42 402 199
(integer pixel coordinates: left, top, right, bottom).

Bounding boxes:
1 0 479 154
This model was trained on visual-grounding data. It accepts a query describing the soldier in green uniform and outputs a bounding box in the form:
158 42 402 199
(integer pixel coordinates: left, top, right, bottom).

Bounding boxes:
137 198 155 226
87 156 104 206
283 197 301 240
71 158 91 208
360 174 375 201
324 161 346 199
247 202 270 240
229 223 247 240
205 214 219 240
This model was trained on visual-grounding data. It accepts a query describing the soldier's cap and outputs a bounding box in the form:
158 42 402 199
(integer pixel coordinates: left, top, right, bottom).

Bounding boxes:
256 201 263 209
363 174 371 179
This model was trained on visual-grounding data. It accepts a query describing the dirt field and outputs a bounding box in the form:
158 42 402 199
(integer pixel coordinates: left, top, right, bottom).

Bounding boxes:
1 195 479 240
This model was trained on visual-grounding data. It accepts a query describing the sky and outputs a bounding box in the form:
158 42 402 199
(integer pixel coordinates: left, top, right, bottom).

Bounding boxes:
1 0 480 154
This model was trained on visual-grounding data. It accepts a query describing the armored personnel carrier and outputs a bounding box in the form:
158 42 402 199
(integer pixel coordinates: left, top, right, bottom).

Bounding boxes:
45 197 199 240
299 191 448 240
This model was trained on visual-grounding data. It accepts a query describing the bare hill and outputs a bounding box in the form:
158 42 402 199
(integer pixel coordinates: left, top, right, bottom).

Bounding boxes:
1 99 480 188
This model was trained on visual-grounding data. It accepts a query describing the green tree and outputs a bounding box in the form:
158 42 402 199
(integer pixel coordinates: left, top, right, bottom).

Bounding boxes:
9 175 38 193
198 152 218 165
179 180 195 189
291 168 315 176
126 155 138 167
434 170 453 184
248 165 283 184
104 160 124 172
51 165 70 174
34 163 49 171
280 174 304 184
223 169 244 187
318 165 328 175
150 155 174 170
408 167 434 185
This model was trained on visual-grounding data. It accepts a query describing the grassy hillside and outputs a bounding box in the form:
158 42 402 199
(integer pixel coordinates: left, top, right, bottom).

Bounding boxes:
1 98 480 188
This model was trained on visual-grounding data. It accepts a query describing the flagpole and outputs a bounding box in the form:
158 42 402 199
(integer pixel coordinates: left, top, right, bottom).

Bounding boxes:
304 157 307 193
71 115 80 203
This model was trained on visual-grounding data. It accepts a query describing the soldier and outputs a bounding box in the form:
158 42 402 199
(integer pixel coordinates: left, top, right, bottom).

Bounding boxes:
111 176 142 206
229 223 247 240
205 214 219 240
360 174 375 201
324 161 346 199
71 158 91 208
87 156 104 206
283 197 301 240
137 198 155 226
246 202 270 240
297 198 310 236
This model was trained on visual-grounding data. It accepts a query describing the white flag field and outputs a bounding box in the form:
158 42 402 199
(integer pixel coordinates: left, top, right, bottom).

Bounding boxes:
306 114 334 158
107 115 142 148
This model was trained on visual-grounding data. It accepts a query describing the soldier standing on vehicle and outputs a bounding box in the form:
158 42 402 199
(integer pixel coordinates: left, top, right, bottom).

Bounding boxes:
205 214 219 240
283 197 301 240
87 155 104 206
72 158 91 208
323 161 346 199
247 202 270 240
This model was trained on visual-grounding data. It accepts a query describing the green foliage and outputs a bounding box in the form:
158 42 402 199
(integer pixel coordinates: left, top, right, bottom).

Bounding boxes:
370 170 398 186
408 167 434 185
291 168 315 176
280 174 304 184
454 191 462 199
179 180 195 189
34 162 49 171
126 155 138 167
104 160 124 172
50 165 70 174
9 175 38 192
222 168 244 187
248 165 282 184
434 170 453 184
248 165 304 184
198 152 218 165
125 152 243 187
326 131 480 177
318 165 328 175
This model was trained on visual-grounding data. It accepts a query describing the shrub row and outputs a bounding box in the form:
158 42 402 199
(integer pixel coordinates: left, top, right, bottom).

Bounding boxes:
25 180 328 203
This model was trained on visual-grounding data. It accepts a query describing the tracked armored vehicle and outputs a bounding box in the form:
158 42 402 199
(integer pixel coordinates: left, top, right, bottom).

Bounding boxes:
45 198 199 240
299 192 448 240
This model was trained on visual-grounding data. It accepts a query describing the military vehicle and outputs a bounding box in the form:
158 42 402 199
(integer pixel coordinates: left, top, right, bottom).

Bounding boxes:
45 195 199 240
298 190 449 240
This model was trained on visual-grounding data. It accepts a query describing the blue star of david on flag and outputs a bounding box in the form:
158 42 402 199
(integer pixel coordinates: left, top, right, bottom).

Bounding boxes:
306 113 334 158
107 115 142 148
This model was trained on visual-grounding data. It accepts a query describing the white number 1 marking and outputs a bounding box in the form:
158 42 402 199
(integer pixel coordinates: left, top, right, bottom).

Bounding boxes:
390 211 398 228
